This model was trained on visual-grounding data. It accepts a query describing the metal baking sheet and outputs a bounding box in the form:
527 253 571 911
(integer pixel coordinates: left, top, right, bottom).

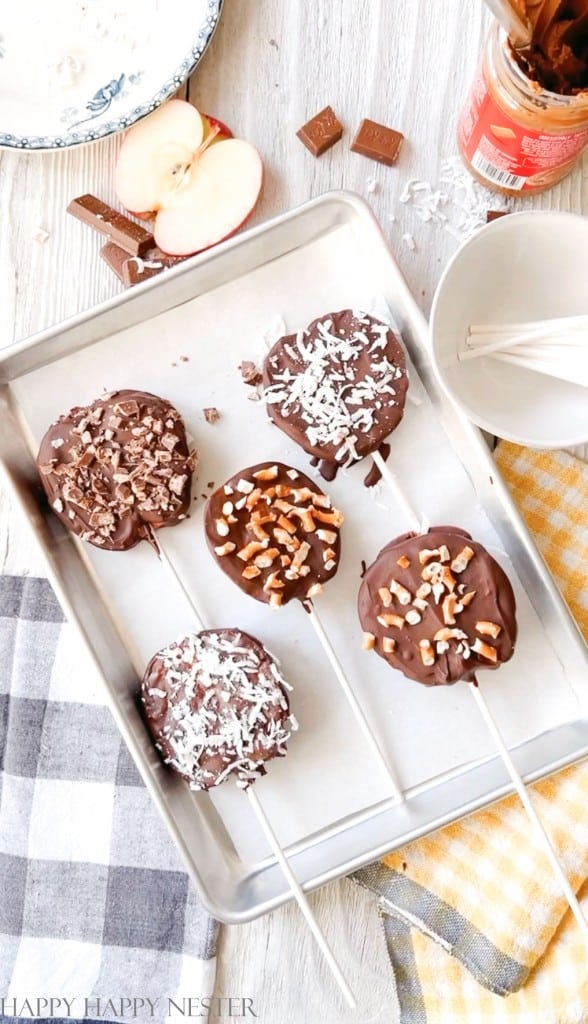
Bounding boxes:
1 192 587 922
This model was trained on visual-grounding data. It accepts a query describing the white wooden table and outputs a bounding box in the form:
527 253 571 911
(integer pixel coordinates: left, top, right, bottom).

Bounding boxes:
1 2 586 1020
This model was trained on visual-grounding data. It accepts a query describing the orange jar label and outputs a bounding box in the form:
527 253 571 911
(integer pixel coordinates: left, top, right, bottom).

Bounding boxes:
459 60 588 191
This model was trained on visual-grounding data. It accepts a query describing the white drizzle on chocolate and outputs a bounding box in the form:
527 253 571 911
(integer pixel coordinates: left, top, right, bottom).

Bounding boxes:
141 629 297 790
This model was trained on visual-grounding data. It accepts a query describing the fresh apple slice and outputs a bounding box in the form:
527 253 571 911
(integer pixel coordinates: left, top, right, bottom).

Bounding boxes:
115 100 204 215
115 98 263 256
154 138 263 255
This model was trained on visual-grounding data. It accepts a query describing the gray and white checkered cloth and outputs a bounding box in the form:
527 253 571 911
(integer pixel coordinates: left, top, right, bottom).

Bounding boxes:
0 576 218 1024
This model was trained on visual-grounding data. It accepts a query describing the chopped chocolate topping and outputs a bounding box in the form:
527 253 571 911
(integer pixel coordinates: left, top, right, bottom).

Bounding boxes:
36 389 197 551
203 407 220 424
239 361 262 385
205 461 343 606
141 629 297 790
358 526 517 685
262 309 408 482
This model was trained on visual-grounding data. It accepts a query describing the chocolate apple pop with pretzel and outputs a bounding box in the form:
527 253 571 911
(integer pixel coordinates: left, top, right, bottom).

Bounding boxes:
358 526 517 685
358 525 588 939
205 460 402 798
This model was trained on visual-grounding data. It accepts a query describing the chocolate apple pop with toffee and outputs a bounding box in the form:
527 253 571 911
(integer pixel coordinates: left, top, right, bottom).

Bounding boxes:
359 526 588 938
36 389 196 551
205 461 402 797
141 629 355 1007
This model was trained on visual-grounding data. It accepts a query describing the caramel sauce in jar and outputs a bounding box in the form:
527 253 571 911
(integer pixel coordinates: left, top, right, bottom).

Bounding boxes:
458 24 588 196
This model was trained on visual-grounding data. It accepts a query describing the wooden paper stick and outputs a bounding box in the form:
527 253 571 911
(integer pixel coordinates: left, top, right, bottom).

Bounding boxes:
371 449 422 534
156 542 206 630
470 681 588 939
488 351 588 387
153 540 360 1005
467 314 588 335
306 599 403 801
247 785 357 1009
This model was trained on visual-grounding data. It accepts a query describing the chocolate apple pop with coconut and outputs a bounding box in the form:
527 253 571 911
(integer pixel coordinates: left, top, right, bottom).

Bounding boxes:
114 99 263 256
204 460 402 798
358 525 588 938
141 630 355 1008
261 309 420 525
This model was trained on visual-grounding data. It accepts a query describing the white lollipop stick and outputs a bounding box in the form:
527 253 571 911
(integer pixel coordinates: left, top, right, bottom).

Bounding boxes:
467 314 588 335
461 329 588 361
305 599 403 801
153 540 358 1007
488 351 588 388
470 681 588 938
371 449 422 533
156 542 207 629
247 785 357 1009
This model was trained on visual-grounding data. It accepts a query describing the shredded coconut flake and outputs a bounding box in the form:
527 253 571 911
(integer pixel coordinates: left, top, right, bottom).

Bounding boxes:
399 157 508 244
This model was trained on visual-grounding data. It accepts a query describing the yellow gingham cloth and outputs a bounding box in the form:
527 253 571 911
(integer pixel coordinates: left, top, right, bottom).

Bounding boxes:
356 443 588 1022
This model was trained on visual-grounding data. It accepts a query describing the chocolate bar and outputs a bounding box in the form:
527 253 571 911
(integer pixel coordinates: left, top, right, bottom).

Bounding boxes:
100 242 128 283
350 118 404 166
296 106 343 157
122 249 185 287
100 240 185 287
486 210 510 223
67 194 154 256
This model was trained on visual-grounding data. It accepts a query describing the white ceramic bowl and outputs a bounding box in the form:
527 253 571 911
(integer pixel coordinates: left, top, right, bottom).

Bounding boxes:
0 0 222 150
429 211 588 449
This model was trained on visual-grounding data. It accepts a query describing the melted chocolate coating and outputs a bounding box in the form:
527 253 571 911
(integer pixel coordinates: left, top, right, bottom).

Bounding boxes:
141 629 296 790
262 309 408 481
37 389 197 551
358 526 517 686
205 461 343 607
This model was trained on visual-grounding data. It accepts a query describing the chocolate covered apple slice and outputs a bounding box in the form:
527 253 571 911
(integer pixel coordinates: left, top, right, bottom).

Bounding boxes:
141 628 297 790
358 526 517 685
115 99 263 256
140 620 356 1003
36 389 197 551
205 459 405 798
357 526 588 937
262 309 408 482
204 461 343 606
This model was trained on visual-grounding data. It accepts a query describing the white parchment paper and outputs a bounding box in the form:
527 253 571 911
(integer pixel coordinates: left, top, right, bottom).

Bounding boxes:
10 222 584 864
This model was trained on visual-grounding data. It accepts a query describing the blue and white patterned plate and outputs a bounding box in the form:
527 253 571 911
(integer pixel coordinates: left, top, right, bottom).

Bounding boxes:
0 0 222 150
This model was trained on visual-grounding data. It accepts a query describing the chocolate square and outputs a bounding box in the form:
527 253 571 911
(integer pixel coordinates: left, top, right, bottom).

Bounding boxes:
486 210 510 222
351 118 404 166
297 105 343 157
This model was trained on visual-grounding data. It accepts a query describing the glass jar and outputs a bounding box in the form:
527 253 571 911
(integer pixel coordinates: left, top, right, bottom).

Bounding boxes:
458 22 588 196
